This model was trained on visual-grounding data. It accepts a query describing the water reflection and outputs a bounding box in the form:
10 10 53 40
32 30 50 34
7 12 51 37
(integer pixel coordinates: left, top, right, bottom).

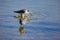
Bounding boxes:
19 27 25 35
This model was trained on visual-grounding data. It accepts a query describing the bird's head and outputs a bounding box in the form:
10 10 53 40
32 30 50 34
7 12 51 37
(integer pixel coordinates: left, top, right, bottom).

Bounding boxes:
25 9 32 16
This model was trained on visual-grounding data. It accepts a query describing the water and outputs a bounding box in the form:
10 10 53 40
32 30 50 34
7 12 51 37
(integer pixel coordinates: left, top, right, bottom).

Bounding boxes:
0 0 60 40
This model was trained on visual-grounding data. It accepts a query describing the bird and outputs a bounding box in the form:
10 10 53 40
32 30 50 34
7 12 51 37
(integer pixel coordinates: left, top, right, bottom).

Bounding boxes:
14 9 31 26
14 9 32 15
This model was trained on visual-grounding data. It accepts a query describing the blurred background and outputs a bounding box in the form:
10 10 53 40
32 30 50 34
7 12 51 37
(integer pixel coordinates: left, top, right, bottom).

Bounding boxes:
0 0 60 40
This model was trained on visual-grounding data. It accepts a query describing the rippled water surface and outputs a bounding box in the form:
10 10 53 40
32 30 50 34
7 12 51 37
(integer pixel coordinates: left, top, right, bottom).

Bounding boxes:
0 0 60 40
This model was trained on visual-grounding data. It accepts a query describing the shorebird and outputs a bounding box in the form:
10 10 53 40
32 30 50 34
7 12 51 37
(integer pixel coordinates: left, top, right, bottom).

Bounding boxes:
14 9 31 26
14 9 32 15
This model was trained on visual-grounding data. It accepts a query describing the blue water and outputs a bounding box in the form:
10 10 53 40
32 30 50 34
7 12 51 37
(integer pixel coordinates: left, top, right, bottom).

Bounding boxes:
0 0 60 40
